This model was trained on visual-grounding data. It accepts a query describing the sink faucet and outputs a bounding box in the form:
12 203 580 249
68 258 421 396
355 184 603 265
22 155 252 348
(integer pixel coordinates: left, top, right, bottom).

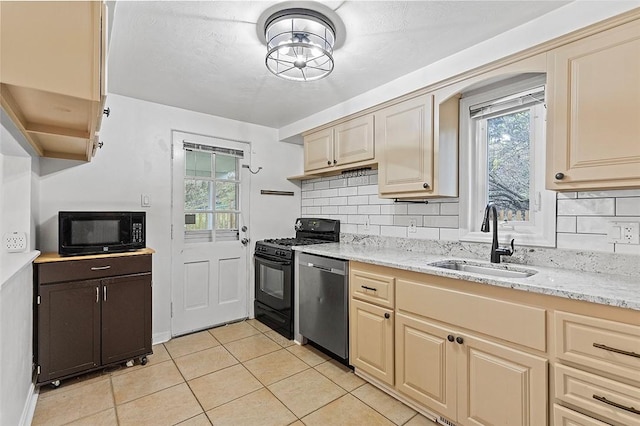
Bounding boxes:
481 202 514 263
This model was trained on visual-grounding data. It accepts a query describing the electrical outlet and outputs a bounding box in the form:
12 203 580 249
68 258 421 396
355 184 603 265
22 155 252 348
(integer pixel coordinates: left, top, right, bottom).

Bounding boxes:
4 232 27 252
408 219 417 233
141 194 151 207
363 216 370 231
608 221 640 245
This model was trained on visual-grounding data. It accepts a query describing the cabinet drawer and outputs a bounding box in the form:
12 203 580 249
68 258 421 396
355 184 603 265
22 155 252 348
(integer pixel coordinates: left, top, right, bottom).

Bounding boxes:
37 255 152 284
555 311 640 384
553 404 609 426
555 364 640 426
351 267 395 308
396 279 546 351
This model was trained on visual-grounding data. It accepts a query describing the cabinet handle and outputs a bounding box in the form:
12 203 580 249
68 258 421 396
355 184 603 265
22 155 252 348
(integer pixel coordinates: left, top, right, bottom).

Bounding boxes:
91 266 111 271
327 161 332 165
96 287 99 303
361 285 377 292
333 159 337 164
447 335 455 342
555 172 565 180
456 336 464 344
384 313 390 319
593 343 640 359
593 394 640 415
103 286 107 302
423 183 430 189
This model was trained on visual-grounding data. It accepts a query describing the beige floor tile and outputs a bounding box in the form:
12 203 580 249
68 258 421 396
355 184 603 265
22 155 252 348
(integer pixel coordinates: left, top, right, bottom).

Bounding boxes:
246 318 272 332
315 359 366 391
209 321 261 344
110 343 171 377
243 349 309 385
165 331 220 358
176 413 213 425
111 359 184 404
38 369 106 398
32 377 113 426
301 394 394 426
289 422 304 426
65 408 118 426
268 368 346 418
405 413 440 425
189 364 263 411
117 383 202 425
352 383 417 425
224 334 281 362
264 330 296 347
205 388 297 426
174 345 238 380
286 344 330 367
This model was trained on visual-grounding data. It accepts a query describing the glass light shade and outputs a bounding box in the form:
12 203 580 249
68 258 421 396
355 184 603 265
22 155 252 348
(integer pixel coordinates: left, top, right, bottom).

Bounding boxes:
265 9 335 81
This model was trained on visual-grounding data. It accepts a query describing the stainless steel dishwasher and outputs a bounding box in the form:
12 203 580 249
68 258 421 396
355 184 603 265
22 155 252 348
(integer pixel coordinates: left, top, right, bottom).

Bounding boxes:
298 252 349 359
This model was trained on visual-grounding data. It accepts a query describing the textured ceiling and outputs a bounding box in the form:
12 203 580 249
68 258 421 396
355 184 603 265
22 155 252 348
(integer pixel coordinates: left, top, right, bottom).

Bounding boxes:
108 1 571 129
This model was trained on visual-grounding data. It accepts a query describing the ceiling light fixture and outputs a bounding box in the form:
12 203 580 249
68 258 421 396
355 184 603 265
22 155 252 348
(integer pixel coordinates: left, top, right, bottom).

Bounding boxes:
264 8 336 82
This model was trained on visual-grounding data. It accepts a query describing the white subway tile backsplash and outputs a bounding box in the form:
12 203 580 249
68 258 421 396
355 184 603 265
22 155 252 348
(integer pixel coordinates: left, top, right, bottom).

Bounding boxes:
329 179 347 188
369 175 378 185
358 205 381 215
341 223 358 233
381 205 408 215
357 224 380 235
357 184 379 195
557 198 615 216
348 176 369 186
556 233 614 253
380 225 407 238
321 206 338 215
408 227 440 240
616 197 640 216
301 182 314 190
313 198 330 206
439 228 460 241
329 197 349 206
302 199 314 207
578 189 640 198
338 187 358 197
576 216 613 235
407 203 440 215
314 180 331 190
347 215 367 224
394 215 423 227
321 189 339 198
370 215 394 225
305 206 322 215
368 195 394 205
339 206 358 215
423 215 459 228
440 202 460 215
347 195 369 205
557 192 578 199
556 216 577 233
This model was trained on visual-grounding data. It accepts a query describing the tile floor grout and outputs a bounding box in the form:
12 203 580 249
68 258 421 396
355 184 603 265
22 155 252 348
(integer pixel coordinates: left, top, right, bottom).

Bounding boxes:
32 319 436 426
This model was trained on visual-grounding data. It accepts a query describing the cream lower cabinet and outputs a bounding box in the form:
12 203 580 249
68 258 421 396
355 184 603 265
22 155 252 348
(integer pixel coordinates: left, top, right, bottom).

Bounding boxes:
546 18 640 191
395 312 548 426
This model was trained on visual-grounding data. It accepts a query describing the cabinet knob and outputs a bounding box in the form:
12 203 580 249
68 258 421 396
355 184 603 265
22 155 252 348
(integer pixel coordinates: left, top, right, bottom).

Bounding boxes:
333 159 337 164
423 183 430 189
447 334 455 342
327 161 332 165
456 336 464 344
384 313 390 319
555 172 565 180
103 107 110 117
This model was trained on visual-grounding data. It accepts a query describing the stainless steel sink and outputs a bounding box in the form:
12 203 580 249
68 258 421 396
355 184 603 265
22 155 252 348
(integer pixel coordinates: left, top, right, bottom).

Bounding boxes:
429 260 537 279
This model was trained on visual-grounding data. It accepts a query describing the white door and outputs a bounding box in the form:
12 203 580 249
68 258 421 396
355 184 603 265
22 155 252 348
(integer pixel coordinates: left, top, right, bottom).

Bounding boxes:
171 131 251 336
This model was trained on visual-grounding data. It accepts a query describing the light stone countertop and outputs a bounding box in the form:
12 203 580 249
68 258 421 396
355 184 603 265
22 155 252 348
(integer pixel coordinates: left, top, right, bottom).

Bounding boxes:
293 243 640 311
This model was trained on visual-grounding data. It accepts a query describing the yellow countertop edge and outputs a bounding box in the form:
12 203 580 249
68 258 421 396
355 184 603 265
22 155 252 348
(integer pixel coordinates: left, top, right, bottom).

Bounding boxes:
34 248 155 263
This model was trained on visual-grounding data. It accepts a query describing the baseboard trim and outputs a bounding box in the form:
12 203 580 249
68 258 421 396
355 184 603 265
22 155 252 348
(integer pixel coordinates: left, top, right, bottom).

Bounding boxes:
19 383 37 426
152 331 171 345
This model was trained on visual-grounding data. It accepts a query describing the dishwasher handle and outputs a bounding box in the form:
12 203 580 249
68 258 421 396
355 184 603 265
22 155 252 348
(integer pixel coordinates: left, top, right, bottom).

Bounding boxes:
305 263 345 276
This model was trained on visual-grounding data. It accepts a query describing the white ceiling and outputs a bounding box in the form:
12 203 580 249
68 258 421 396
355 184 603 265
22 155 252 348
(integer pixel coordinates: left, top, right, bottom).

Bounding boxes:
108 1 571 129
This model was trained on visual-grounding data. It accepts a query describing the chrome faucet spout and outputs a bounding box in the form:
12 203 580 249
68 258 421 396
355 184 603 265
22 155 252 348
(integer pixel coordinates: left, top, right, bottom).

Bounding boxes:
481 202 514 263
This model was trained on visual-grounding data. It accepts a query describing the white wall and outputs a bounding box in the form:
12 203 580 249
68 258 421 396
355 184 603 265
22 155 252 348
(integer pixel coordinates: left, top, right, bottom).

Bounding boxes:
280 1 640 140
37 94 302 341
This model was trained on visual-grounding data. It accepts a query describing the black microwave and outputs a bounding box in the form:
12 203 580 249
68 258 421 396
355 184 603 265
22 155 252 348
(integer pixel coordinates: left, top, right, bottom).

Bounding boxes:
58 211 146 256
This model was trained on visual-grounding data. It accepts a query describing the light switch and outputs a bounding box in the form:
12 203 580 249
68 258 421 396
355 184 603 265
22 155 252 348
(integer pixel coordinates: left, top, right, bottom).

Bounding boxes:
141 194 151 207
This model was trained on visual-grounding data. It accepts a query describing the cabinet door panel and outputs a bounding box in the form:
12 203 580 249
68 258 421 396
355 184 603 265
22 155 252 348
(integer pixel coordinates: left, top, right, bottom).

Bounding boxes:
457 334 548 426
37 280 101 382
377 94 433 194
304 128 334 172
350 299 394 385
101 273 152 364
334 115 374 166
395 313 457 421
547 20 640 190
553 404 609 426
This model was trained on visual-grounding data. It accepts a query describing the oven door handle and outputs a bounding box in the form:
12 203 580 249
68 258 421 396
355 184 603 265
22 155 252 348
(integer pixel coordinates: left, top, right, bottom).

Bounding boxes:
256 256 291 267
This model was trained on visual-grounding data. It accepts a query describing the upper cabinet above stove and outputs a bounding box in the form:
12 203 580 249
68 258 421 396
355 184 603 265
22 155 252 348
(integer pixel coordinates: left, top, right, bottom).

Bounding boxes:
0 1 108 162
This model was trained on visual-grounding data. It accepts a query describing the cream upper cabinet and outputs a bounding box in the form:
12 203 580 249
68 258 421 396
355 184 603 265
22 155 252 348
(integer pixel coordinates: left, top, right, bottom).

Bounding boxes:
0 1 107 162
376 91 459 198
303 114 374 173
546 19 640 191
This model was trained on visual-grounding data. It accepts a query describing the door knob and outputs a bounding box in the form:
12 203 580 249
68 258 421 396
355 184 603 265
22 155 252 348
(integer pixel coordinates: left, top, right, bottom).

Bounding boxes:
241 238 249 246
555 172 565 180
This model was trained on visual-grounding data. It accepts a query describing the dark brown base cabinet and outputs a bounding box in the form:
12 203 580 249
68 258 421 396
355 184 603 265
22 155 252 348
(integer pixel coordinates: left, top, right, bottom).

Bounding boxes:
33 250 153 386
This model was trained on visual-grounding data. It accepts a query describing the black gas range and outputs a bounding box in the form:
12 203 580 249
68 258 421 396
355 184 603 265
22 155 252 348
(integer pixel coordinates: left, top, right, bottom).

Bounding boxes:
254 218 340 339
